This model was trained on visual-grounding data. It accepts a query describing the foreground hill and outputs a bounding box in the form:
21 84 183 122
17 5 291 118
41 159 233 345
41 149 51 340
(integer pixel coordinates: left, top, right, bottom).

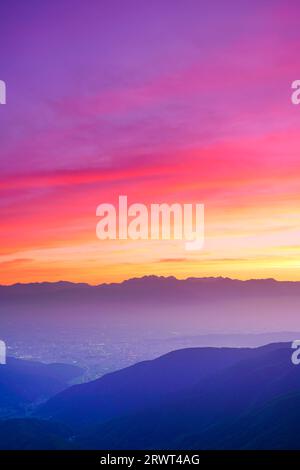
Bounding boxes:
0 418 73 450
75 343 300 449
1 342 300 449
36 346 256 427
0 357 82 418
37 342 300 450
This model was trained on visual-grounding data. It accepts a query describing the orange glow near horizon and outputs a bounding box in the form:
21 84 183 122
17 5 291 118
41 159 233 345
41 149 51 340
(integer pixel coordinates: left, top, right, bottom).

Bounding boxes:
2 132 300 285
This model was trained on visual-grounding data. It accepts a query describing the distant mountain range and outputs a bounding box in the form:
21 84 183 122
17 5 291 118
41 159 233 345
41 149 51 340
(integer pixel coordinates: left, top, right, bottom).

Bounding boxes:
2 276 300 304
2 276 300 338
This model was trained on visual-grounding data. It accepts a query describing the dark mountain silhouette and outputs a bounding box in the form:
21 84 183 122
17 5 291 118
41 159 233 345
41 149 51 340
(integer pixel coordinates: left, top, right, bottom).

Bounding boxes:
212 391 300 450
36 346 256 427
73 343 300 449
0 418 73 450
37 343 300 448
0 357 82 418
2 342 300 449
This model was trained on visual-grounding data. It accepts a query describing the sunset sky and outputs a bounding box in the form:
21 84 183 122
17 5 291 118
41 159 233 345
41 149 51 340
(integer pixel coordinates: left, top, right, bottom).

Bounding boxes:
1 0 300 284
